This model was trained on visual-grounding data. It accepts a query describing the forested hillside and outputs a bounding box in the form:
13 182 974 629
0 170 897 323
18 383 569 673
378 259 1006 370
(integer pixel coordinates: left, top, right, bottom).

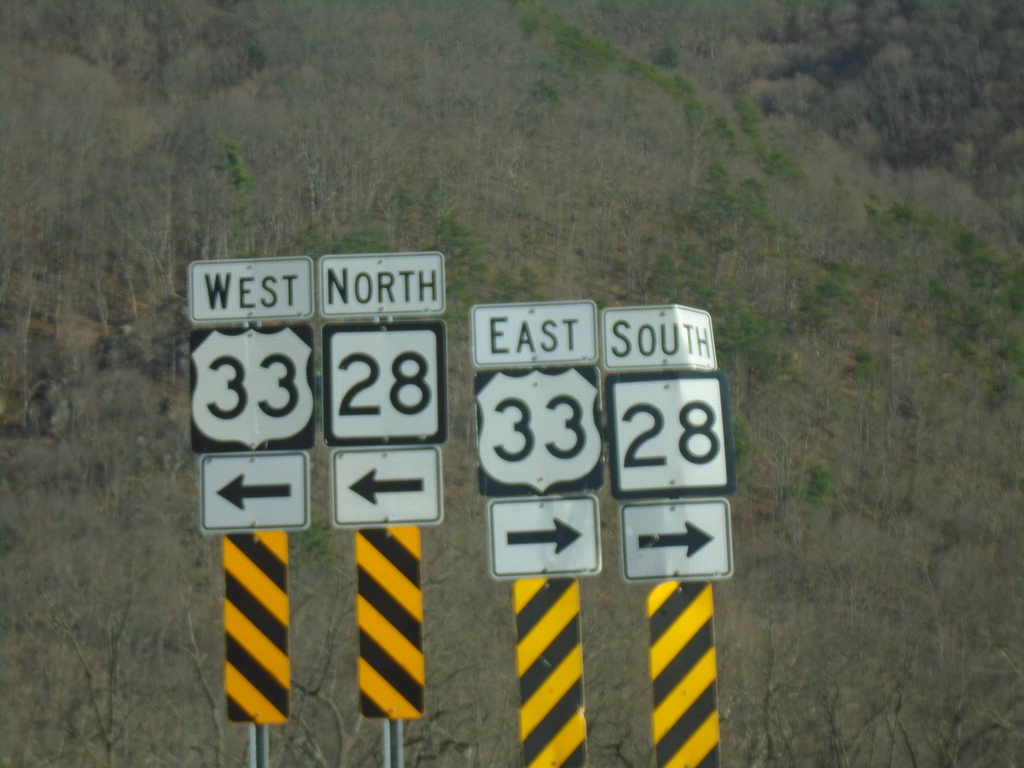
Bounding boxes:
2 1 1024 766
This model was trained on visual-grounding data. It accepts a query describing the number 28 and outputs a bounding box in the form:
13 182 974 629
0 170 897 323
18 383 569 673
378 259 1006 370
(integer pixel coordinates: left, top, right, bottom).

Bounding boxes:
622 401 719 467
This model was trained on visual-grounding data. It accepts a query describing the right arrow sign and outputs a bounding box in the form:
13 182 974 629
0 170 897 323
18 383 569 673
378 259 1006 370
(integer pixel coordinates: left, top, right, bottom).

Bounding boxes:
488 497 601 580
638 522 713 556
620 499 733 582
507 518 583 554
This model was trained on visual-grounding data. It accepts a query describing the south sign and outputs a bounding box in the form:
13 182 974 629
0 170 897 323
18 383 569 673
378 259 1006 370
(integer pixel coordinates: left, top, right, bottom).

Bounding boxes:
602 305 716 371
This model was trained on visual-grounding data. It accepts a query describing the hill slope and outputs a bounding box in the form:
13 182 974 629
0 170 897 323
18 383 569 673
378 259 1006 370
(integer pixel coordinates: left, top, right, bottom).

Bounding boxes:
1 1 1023 765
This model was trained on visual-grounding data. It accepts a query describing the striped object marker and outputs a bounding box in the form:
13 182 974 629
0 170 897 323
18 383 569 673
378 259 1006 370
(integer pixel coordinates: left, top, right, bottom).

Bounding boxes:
224 532 290 724
648 581 719 768
514 577 587 768
356 526 424 719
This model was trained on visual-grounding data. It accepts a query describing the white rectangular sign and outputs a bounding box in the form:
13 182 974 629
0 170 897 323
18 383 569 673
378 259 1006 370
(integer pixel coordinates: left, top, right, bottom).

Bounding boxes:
487 496 601 579
189 256 314 324
620 499 732 582
199 452 309 533
322 321 447 446
332 447 442 528
602 304 716 371
319 252 445 317
606 370 736 499
471 300 598 367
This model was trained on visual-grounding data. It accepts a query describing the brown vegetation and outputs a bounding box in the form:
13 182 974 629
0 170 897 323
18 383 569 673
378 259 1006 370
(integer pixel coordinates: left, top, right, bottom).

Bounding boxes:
1 1 1023 766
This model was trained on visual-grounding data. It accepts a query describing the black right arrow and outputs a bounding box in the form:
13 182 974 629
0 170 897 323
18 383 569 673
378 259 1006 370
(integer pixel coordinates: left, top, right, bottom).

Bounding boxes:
218 475 292 510
638 522 713 556
507 518 582 554
351 470 424 504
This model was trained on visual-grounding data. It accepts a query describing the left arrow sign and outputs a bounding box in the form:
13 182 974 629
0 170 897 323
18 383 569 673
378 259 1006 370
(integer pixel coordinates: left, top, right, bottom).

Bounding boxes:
200 452 310 533
218 475 292 509
333 447 443 528
350 470 424 504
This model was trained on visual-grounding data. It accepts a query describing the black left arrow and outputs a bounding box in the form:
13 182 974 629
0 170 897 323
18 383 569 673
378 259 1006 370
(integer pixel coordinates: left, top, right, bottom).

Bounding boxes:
507 518 582 554
351 470 424 504
218 475 291 510
638 522 712 556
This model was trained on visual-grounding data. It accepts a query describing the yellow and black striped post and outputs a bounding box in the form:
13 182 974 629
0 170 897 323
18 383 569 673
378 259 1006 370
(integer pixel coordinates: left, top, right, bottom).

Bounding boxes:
514 577 587 768
648 581 719 768
224 531 290 724
356 526 424 719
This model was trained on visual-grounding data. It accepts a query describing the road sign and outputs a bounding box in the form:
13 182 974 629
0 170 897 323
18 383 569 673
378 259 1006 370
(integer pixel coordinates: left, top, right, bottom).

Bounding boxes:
620 499 732 582
487 496 601 579
323 321 447 446
224 531 290 724
200 452 309 533
189 256 314 324
471 301 598 368
356 527 424 719
191 325 315 453
602 304 716 371
606 370 735 499
333 447 442 528
514 578 587 768
319 252 445 317
475 367 602 496
648 582 720 767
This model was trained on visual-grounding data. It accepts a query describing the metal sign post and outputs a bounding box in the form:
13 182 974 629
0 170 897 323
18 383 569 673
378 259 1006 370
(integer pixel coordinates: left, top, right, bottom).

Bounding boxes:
471 301 604 768
188 256 317 768
253 724 270 768
319 255 448 768
383 720 404 768
600 303 734 768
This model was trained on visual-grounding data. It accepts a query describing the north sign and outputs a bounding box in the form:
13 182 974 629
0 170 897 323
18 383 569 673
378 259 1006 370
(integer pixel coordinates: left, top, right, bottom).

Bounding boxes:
323 321 447 446
602 304 716 371
199 452 309 533
620 499 733 582
332 446 443 527
606 370 735 499
475 366 602 496
189 256 314 324
487 496 601 579
319 252 445 317
471 300 598 368
190 325 315 452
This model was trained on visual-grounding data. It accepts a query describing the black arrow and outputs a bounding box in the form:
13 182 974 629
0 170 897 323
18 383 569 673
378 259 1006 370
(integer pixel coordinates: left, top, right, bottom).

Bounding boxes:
217 475 291 510
638 522 713 556
507 518 582 554
351 470 423 504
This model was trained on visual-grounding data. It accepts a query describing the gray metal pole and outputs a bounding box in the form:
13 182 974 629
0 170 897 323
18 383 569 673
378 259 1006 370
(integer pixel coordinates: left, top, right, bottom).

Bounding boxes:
390 720 403 768
248 725 257 768
254 724 269 768
382 720 403 768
